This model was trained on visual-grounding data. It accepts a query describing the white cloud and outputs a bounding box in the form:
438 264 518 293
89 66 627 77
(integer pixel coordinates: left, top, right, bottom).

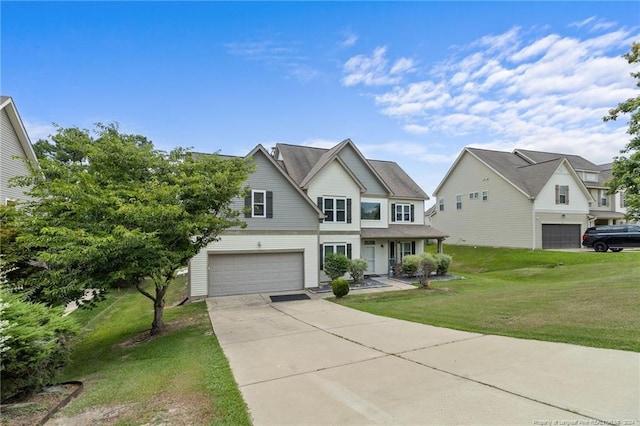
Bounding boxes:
342 46 415 87
340 32 358 48
343 22 638 162
23 120 56 142
302 138 340 149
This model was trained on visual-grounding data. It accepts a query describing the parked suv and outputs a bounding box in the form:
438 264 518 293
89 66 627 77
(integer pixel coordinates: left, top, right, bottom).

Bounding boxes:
582 224 640 252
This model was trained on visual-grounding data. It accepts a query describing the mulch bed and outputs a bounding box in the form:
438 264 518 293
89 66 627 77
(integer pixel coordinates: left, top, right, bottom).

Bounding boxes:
1 381 83 426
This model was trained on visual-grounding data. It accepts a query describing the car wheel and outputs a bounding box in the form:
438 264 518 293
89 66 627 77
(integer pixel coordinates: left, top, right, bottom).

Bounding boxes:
611 248 623 252
593 241 608 252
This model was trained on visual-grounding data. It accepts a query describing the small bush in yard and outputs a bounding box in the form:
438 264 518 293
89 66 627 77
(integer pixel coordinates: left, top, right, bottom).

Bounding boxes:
332 278 350 298
400 254 421 276
418 253 438 288
324 253 351 280
348 259 368 284
0 289 79 401
435 253 453 275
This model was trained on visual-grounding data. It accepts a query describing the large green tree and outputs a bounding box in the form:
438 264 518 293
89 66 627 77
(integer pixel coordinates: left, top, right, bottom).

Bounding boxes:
604 42 640 221
12 123 253 335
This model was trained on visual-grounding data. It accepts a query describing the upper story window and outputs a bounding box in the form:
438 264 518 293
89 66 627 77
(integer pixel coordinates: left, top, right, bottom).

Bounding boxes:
245 190 273 218
621 192 627 208
599 190 608 207
318 196 352 223
252 190 266 217
392 203 414 222
469 192 479 200
361 202 381 220
582 171 598 182
482 190 488 201
438 198 444 211
555 185 569 205
456 195 462 210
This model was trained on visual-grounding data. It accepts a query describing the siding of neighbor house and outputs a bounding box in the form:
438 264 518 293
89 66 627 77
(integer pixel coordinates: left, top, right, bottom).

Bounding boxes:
0 108 32 202
432 152 534 248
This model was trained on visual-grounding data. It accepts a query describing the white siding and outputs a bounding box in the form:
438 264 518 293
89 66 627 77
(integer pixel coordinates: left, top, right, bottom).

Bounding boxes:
534 166 591 213
0 109 32 202
309 160 361 232
389 199 425 225
360 196 388 228
432 152 534 248
189 233 318 297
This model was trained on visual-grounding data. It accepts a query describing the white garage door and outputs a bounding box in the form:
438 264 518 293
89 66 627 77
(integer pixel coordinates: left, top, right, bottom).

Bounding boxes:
208 252 304 296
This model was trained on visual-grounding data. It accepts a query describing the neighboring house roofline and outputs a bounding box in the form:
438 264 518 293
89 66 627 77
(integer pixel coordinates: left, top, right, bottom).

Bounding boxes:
247 144 325 220
1 96 38 165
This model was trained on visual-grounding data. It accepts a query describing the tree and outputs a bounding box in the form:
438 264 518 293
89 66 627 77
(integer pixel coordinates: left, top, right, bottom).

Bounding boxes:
323 253 350 281
604 42 640 222
11 123 253 335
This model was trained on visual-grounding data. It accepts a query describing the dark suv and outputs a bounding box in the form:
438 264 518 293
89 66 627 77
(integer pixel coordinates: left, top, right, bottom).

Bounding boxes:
582 224 640 252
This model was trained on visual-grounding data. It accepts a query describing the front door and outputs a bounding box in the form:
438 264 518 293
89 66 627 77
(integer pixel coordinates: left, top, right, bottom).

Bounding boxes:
364 245 375 274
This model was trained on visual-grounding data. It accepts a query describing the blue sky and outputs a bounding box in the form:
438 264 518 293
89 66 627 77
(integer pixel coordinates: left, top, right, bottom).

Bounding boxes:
2 1 639 205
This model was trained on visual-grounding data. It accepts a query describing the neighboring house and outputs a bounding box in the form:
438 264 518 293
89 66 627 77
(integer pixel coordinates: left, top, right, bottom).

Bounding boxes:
189 139 447 297
430 147 633 250
0 96 37 204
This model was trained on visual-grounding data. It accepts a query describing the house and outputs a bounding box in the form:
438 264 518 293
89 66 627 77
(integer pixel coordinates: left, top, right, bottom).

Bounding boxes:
189 139 447 297
430 147 632 250
1 96 37 204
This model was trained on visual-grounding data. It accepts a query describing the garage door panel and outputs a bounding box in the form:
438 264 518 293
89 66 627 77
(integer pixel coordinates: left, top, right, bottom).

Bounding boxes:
542 224 581 249
209 252 303 296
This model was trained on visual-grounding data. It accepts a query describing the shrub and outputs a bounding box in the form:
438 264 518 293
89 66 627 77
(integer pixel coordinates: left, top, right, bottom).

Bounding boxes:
332 278 350 298
348 259 368 284
435 253 453 275
418 253 438 288
400 254 421 276
0 288 79 401
324 253 351 280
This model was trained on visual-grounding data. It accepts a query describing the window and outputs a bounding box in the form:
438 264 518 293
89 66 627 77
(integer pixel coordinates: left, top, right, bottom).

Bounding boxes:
438 198 444 211
582 172 598 182
456 195 462 210
555 185 569 205
469 192 479 200
361 202 381 220
600 191 608 207
391 203 414 222
482 190 488 201
321 243 352 269
621 192 627 208
244 190 272 218
252 190 266 217
399 242 413 259
318 197 351 223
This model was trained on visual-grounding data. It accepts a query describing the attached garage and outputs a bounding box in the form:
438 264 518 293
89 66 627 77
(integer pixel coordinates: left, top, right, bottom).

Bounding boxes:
541 224 581 249
208 252 304 296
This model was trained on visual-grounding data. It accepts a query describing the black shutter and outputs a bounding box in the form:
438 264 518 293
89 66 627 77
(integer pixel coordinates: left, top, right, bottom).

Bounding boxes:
317 197 323 209
555 185 559 204
266 191 273 218
320 244 323 270
391 203 396 222
390 241 395 262
411 241 416 254
244 194 252 218
566 187 570 204
347 243 352 259
410 204 415 222
347 198 352 223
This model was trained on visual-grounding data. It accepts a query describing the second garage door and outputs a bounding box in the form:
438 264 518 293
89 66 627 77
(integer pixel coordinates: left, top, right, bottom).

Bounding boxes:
208 252 304 296
541 224 581 249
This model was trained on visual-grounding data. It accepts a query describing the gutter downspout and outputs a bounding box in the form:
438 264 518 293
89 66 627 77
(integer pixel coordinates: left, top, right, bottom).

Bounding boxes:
531 198 536 250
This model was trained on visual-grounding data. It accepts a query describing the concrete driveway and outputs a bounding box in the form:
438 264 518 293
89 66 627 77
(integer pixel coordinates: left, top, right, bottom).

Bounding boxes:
207 293 639 425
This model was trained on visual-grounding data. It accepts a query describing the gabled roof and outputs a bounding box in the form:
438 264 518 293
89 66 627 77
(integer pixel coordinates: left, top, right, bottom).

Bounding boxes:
247 144 325 220
515 149 601 172
275 140 427 199
434 147 592 201
1 96 38 164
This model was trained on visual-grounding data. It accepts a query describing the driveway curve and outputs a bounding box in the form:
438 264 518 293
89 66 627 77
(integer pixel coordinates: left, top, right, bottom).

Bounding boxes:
207 294 639 425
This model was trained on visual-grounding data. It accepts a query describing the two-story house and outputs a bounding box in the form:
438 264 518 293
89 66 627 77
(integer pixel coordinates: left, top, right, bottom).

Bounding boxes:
1 96 38 204
189 139 447 297
430 147 631 250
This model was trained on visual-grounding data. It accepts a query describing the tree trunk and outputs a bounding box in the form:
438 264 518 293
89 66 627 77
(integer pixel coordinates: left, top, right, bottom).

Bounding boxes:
150 285 167 336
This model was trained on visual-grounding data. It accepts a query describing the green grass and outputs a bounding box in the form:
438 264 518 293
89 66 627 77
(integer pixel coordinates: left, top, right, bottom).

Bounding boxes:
336 246 640 352
57 278 251 425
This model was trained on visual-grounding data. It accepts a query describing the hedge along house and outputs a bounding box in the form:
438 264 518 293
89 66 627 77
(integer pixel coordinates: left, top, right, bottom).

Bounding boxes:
188 139 448 298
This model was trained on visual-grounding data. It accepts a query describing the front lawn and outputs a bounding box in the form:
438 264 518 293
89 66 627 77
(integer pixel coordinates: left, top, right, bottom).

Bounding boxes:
52 277 251 425
335 246 640 352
